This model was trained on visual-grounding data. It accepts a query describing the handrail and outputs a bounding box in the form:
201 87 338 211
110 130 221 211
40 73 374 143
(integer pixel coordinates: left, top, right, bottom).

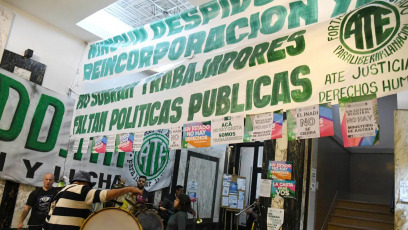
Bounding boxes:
321 191 339 230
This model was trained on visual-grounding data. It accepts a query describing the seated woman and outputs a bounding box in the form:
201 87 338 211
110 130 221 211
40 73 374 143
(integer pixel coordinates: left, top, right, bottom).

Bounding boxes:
166 194 191 230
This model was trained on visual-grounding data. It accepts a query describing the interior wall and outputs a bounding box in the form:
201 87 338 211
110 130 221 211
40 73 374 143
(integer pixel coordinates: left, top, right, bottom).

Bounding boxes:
348 153 394 204
315 137 350 230
0 0 86 96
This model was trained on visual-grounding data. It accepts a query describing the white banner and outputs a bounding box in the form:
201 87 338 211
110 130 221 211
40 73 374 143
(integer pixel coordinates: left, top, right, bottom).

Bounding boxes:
0 70 174 191
72 1 408 139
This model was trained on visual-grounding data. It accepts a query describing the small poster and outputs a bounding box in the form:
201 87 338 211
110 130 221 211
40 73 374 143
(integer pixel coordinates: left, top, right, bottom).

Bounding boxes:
222 187 229 196
311 168 317 192
268 161 292 180
222 196 229 206
244 112 274 142
211 115 244 145
229 195 237 208
287 104 334 140
116 133 134 152
182 121 211 148
81 138 90 153
400 181 408 202
271 180 296 199
237 178 246 190
92 136 107 153
72 138 80 153
260 179 272 198
223 174 232 182
271 111 283 139
188 180 198 202
267 208 284 230
133 131 145 151
106 135 116 152
169 126 182 150
238 191 245 209
339 95 379 147
230 182 238 194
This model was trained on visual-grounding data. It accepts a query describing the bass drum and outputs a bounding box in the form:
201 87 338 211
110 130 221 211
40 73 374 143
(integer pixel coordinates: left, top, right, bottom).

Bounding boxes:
81 207 142 230
135 210 164 230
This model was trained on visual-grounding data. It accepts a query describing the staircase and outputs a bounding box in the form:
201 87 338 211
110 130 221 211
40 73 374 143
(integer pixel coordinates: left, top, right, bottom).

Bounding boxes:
327 199 394 230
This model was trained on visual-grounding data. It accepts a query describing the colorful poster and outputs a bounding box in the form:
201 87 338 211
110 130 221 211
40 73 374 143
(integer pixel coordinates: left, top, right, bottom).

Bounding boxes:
244 112 274 142
182 121 211 148
271 111 283 140
271 180 296 199
268 161 292 180
211 115 244 145
287 104 334 140
339 95 379 147
92 135 107 153
116 133 134 152
169 126 182 150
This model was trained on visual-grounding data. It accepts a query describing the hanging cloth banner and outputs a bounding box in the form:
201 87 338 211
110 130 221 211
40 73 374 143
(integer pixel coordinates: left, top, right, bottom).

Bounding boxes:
339 94 379 147
72 1 408 139
287 103 334 140
81 0 381 81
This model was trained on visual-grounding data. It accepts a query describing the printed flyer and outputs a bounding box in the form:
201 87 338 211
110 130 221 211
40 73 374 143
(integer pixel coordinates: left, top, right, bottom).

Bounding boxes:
287 103 334 140
92 135 107 153
169 126 182 150
244 112 283 142
271 180 296 199
211 115 244 145
339 95 379 147
116 133 134 152
268 161 292 180
182 121 211 148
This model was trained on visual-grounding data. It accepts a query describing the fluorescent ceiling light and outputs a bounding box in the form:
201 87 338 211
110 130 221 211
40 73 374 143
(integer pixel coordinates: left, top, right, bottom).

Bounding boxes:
77 10 133 40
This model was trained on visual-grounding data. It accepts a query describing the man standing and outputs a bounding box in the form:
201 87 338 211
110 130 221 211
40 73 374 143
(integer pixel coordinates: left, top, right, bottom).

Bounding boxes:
121 175 150 211
45 171 143 230
17 173 58 230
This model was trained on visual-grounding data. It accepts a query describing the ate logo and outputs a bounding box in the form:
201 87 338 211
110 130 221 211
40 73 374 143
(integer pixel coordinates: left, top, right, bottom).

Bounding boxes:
133 132 169 181
340 1 400 54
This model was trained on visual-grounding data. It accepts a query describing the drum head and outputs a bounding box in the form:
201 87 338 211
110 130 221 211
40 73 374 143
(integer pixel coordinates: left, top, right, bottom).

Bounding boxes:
81 208 142 230
136 210 164 230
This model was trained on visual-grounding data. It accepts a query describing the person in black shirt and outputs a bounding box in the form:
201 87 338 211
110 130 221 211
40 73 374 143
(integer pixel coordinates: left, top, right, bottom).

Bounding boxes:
17 173 58 230
166 194 191 230
245 197 260 230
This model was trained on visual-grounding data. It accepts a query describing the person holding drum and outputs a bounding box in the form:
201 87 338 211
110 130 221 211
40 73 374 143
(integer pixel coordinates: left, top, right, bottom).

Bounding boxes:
44 171 143 230
166 194 191 230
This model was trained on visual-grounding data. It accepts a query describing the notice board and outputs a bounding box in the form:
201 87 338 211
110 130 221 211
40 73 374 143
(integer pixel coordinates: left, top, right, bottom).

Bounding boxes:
220 173 246 211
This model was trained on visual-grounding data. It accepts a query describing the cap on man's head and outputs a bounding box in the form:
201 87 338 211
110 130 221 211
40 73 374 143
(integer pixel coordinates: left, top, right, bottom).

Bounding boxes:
71 171 92 185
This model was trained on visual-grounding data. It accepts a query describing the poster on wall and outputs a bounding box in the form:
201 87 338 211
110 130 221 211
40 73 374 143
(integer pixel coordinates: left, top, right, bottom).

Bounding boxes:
268 161 292 180
211 115 244 145
267 208 284 230
287 104 334 140
182 121 211 148
271 180 296 199
339 95 379 147
0 6 13 63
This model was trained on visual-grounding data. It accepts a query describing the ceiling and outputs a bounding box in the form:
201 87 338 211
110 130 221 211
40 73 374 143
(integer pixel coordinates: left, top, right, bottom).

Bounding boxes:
3 0 204 43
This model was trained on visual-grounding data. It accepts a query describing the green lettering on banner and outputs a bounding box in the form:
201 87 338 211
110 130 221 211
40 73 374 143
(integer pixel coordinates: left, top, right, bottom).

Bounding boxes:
290 65 312 102
254 75 271 108
231 0 251 16
25 95 65 152
181 8 201 31
0 74 29 141
185 31 206 57
188 93 203 121
200 1 220 25
260 6 287 35
231 83 244 113
170 97 183 123
288 0 318 28
215 85 231 116
226 18 249 44
271 71 291 105
202 89 217 117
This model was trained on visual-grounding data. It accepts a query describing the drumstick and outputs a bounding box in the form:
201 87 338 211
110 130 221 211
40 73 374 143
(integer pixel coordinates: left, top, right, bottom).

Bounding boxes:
125 198 139 209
